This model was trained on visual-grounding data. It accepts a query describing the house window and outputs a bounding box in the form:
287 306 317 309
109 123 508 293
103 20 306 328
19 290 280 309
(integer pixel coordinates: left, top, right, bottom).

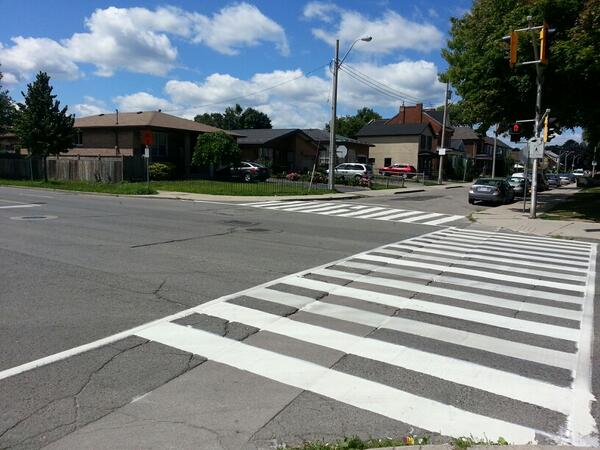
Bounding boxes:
73 130 83 146
152 132 168 157
384 157 392 167
426 136 432 151
420 135 426 151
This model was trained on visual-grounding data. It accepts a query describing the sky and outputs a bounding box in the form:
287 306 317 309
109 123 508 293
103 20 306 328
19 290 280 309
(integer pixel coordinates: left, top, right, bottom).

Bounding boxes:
0 0 580 144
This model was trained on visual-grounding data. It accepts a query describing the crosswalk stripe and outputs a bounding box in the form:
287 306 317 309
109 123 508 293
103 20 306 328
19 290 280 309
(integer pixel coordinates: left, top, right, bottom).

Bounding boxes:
421 214 465 226
282 276 580 341
445 228 592 249
137 322 536 443
354 252 587 283
242 289 576 370
436 230 592 255
345 253 586 294
397 212 443 223
337 260 584 305
313 267 583 320
377 245 585 274
196 301 573 413
0 204 40 209
395 241 590 267
246 201 464 226
421 234 591 259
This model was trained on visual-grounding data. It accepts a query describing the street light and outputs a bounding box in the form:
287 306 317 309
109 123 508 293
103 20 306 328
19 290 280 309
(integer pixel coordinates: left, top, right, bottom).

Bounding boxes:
328 36 372 190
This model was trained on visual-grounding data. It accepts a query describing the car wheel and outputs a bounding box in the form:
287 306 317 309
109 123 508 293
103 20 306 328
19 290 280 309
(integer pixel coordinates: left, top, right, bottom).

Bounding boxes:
354 174 362 180
468 199 475 204
243 173 252 182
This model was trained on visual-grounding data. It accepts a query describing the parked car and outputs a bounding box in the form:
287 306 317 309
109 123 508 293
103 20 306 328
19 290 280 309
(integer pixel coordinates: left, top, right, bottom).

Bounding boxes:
378 163 417 177
510 172 549 192
326 163 373 180
546 173 561 188
558 174 571 185
560 173 576 183
572 168 585 177
506 176 528 197
468 178 515 205
216 161 270 182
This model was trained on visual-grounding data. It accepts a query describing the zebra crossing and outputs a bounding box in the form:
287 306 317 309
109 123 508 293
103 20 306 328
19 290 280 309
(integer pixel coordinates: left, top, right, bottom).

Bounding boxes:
242 200 465 226
133 227 597 445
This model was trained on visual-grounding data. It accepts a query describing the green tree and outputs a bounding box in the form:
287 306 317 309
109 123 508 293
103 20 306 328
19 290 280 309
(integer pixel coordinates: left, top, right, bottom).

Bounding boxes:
194 104 272 130
435 102 475 127
442 0 600 142
192 131 240 171
0 69 16 134
14 72 75 181
327 107 382 139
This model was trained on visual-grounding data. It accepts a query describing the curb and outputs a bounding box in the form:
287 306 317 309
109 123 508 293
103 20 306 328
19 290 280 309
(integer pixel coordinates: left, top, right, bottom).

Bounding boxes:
145 193 363 202
393 189 426 195
368 446 597 450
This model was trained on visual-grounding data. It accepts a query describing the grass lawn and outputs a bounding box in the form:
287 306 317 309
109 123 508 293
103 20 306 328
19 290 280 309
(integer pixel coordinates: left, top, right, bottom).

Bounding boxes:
540 187 600 222
0 179 156 195
152 179 334 196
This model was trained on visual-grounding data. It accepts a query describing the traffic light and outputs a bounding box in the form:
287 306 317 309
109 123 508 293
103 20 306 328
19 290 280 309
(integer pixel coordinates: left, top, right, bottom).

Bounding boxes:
543 116 558 142
539 22 555 65
502 31 518 67
509 123 521 142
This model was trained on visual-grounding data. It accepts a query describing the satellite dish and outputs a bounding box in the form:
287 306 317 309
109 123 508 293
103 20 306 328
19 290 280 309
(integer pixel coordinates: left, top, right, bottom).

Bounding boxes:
336 145 348 158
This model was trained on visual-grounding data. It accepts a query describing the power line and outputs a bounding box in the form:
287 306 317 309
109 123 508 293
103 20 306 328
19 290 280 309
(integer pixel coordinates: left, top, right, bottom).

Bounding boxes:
339 65 419 104
162 62 330 114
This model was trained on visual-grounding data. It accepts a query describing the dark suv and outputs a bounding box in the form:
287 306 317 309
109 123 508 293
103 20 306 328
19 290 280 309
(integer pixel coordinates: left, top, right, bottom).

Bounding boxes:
217 161 270 182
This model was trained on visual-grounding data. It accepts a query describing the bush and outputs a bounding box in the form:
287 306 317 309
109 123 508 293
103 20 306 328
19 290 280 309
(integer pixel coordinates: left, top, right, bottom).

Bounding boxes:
286 172 300 181
149 162 176 180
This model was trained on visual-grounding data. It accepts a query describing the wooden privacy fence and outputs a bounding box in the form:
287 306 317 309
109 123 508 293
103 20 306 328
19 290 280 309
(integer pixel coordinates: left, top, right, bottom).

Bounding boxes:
0 156 147 183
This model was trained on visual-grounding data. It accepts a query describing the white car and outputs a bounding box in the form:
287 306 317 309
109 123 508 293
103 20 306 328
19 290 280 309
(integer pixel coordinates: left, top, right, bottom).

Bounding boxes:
559 175 570 185
572 169 585 177
326 163 373 180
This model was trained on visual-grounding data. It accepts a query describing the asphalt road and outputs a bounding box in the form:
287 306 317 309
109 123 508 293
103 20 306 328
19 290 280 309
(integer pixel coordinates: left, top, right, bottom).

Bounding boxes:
1 186 598 450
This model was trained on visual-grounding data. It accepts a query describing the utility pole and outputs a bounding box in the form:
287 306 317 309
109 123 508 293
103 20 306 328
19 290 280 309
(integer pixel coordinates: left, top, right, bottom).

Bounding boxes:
327 39 340 191
491 126 498 178
438 81 449 185
592 145 598 177
529 16 543 219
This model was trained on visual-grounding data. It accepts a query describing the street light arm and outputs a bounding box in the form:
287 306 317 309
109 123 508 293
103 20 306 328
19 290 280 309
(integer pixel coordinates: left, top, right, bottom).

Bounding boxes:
339 36 372 66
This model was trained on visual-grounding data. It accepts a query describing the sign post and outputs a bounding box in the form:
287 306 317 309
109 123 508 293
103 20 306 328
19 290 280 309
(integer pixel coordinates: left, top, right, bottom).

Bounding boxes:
143 131 153 187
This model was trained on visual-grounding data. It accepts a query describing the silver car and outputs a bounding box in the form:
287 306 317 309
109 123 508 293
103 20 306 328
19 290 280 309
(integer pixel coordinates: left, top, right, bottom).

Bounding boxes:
327 163 373 180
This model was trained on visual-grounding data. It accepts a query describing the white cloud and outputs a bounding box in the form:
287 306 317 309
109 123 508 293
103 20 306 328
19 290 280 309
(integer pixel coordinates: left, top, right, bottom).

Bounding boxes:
302 2 341 22
189 3 289 56
0 70 19 85
0 37 80 81
113 92 174 112
306 4 444 54
0 4 288 81
72 96 108 116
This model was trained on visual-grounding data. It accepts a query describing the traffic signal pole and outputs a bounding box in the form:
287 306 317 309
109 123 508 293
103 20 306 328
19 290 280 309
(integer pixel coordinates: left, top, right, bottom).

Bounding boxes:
529 16 543 219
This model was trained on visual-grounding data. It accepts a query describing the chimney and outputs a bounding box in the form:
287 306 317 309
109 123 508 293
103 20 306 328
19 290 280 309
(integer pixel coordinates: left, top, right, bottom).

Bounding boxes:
415 103 423 123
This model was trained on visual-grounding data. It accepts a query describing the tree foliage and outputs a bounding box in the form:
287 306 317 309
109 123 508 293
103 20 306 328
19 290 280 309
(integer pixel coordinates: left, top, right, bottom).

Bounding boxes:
192 131 240 168
194 104 272 129
0 69 16 134
442 0 600 144
327 107 382 139
14 72 75 157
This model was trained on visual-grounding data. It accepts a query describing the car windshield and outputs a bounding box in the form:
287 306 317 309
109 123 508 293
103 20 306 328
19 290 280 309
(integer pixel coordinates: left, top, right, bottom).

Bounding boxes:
474 178 501 186
507 177 524 183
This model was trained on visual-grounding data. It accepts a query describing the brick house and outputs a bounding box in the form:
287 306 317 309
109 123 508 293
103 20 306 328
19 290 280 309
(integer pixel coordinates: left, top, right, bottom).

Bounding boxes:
451 126 513 175
70 111 238 176
386 103 453 152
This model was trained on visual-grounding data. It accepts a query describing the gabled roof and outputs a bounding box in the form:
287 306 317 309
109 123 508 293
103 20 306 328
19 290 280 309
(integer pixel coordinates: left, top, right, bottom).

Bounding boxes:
75 111 239 135
231 128 307 145
423 109 445 125
483 136 512 150
356 121 432 137
452 126 480 140
302 129 372 146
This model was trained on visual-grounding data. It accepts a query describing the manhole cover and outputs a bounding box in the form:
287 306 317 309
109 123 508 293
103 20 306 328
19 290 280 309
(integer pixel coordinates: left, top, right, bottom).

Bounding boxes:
10 215 57 221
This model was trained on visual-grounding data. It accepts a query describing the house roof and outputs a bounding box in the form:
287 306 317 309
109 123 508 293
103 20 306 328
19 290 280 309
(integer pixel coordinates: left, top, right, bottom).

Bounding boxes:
356 121 431 137
423 109 445 125
483 136 512 150
231 128 311 145
75 111 240 136
302 129 372 146
452 126 480 140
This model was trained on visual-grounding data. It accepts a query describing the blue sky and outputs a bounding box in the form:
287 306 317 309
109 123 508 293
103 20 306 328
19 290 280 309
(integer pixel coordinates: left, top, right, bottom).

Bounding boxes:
0 0 578 143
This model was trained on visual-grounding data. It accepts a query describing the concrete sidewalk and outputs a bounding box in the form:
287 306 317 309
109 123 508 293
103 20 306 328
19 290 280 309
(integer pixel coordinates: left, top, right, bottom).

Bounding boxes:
148 182 471 203
471 185 600 240
369 446 596 450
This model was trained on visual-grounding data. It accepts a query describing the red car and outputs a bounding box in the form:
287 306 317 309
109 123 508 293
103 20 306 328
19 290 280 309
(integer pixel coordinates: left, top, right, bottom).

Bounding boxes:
378 164 417 177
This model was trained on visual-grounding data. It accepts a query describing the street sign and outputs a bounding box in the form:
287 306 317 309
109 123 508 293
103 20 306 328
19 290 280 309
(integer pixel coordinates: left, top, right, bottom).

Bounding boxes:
527 137 544 159
336 145 348 158
144 145 150 158
438 148 447 156
593 161 597 166
143 130 153 146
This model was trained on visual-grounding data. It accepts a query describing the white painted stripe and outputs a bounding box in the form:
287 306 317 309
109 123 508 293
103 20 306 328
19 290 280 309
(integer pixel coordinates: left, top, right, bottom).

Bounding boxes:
398 212 444 223
355 252 586 283
293 204 347 213
199 301 573 413
354 209 405 219
269 202 334 211
445 228 591 249
315 267 583 320
421 215 464 226
394 241 589 267
568 243 598 444
425 234 591 258
337 207 384 217
377 246 584 274
244 288 575 370
316 208 353 215
242 200 289 206
255 201 310 209
346 253 586 294
0 204 40 209
410 237 591 263
437 230 591 254
301 300 576 370
374 210 428 221
338 260 584 306
283 276 580 341
137 322 536 443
